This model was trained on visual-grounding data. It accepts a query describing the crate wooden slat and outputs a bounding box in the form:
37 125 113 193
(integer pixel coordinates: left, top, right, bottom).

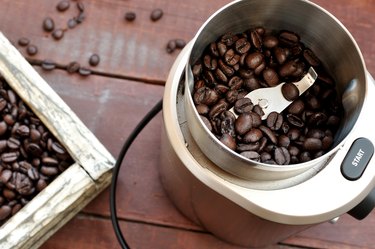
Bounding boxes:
0 32 115 249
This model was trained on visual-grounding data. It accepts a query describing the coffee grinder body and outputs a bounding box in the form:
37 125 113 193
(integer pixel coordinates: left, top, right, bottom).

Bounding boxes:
159 0 375 247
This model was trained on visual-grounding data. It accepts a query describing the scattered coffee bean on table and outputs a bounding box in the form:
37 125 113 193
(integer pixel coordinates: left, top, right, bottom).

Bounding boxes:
166 40 176 53
191 27 343 165
175 39 186 49
43 17 55 32
41 60 57 71
89 54 100 66
66 61 80 73
78 67 92 76
17 38 30 47
56 0 70 12
150 8 163 21
67 18 78 29
52 29 64 40
125 12 136 22
0 76 74 225
26 45 38 56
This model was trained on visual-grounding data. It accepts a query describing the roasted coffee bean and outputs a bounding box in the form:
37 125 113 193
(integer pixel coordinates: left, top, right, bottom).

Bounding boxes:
263 68 279 86
200 115 212 131
237 143 260 152
274 147 290 165
175 39 186 49
259 125 277 144
89 54 100 66
287 114 304 128
225 90 238 104
125 12 136 22
0 169 12 183
2 152 18 163
67 18 78 29
243 76 261 91
266 112 283 131
76 12 85 23
26 45 38 56
78 67 92 76
16 125 30 137
220 111 236 137
40 166 59 176
220 133 236 151
303 137 323 151
0 205 11 220
224 49 240 66
215 84 229 95
274 47 289 65
263 35 278 48
279 30 300 46
208 101 228 119
249 112 262 127
18 37 30 47
52 29 64 40
209 42 219 57
303 49 320 67
243 128 263 143
67 61 80 73
218 59 235 77
0 98 6 112
215 68 228 83
0 121 7 136
150 8 163 21
287 99 304 115
281 82 299 101
234 98 253 114
221 32 238 46
196 104 209 115
252 105 264 117
235 38 251 54
279 60 298 77
43 17 55 32
7 137 21 150
57 0 70 11
240 151 260 161
41 60 56 71
203 54 217 70
245 52 264 69
193 87 219 106
228 76 243 90
278 134 290 148
26 143 43 157
250 30 262 50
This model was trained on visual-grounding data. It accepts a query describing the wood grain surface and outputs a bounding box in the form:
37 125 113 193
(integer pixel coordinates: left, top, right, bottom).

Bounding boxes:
0 0 375 248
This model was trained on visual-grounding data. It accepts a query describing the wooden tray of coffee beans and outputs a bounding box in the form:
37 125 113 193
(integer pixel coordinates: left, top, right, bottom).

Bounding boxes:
0 32 115 249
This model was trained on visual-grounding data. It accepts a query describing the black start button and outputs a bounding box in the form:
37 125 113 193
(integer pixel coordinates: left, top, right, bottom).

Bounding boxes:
341 138 374 181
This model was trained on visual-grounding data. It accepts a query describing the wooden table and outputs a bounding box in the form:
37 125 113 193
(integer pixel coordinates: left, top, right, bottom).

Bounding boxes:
1 0 375 248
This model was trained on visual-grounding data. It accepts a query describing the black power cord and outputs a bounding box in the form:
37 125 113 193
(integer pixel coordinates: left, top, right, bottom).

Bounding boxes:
110 99 163 249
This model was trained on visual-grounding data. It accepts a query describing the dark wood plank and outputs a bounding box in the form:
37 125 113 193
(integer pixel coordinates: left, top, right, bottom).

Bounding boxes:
40 213 300 249
0 0 374 83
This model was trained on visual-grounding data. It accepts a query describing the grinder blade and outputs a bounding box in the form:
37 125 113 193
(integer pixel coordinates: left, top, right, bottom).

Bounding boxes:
229 67 318 119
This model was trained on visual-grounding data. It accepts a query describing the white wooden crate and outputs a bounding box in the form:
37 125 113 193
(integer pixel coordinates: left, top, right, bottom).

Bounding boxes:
0 32 115 249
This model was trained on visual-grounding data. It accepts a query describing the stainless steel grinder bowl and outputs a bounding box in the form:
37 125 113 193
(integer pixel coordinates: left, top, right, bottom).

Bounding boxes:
184 0 367 187
160 0 375 247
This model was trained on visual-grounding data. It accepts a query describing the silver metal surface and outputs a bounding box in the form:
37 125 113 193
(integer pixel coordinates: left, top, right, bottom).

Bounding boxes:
184 0 367 182
228 67 318 119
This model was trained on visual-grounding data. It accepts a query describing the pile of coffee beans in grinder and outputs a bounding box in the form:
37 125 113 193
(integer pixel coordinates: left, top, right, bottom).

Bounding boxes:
191 27 343 165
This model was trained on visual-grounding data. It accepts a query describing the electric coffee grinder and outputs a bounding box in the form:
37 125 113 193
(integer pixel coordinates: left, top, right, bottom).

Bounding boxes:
159 0 375 247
